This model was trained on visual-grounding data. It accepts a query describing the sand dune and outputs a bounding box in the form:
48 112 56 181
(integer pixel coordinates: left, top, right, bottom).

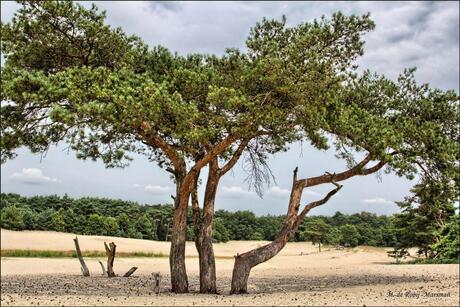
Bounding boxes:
1 229 459 306
0 229 308 256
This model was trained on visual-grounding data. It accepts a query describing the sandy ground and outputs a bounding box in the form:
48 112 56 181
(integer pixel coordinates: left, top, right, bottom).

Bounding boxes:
1 229 459 306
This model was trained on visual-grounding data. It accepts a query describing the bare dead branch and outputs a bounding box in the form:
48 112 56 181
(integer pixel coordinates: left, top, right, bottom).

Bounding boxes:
297 184 343 225
219 138 251 176
298 154 387 188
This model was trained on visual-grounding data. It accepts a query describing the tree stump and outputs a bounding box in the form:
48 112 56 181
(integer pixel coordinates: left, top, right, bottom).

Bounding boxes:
73 237 90 276
104 242 116 277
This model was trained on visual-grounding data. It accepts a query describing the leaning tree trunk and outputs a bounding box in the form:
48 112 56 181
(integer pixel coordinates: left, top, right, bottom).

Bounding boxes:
231 228 293 294
230 167 343 294
231 241 286 294
229 154 384 294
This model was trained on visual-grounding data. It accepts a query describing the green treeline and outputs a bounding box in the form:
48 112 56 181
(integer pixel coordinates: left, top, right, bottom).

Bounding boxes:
1 193 459 262
1 193 394 247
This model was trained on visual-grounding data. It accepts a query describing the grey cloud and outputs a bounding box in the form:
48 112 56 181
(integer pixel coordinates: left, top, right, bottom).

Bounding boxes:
90 1 458 89
147 1 182 13
354 1 459 90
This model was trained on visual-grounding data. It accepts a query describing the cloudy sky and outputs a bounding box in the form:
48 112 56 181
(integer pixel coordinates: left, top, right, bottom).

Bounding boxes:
1 1 459 216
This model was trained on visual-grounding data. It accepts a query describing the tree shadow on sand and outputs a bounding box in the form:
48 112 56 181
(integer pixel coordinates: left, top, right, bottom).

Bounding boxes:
244 274 436 294
1 273 441 296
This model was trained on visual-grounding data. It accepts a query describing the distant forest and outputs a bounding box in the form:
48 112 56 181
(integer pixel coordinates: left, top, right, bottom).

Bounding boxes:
1 193 458 262
1 193 395 247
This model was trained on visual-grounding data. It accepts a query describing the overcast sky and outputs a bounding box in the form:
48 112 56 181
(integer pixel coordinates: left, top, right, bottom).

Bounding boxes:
1 1 459 216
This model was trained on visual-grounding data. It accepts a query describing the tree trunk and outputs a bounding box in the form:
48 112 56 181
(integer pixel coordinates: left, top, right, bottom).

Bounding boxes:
231 238 288 294
230 168 342 294
73 237 90 276
194 159 219 294
192 141 250 293
319 242 321 253
170 197 189 292
104 242 116 277
170 171 193 293
197 232 217 293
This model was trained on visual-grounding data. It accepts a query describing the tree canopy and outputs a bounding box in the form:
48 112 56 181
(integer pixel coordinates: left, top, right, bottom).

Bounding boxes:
2 2 458 191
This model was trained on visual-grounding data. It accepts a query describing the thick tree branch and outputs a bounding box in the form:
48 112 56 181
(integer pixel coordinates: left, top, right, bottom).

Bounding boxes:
137 123 186 172
297 184 343 223
218 138 251 176
297 154 387 188
192 133 240 172
148 135 186 171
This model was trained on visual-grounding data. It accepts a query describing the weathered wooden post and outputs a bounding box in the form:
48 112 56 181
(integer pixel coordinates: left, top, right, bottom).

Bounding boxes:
73 237 90 276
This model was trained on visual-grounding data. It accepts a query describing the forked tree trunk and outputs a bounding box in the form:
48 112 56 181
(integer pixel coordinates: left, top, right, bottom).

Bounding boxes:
104 242 116 277
192 141 249 294
73 236 90 276
138 125 241 293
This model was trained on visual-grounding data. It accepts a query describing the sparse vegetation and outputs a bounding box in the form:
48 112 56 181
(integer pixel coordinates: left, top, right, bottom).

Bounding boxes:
0 249 168 258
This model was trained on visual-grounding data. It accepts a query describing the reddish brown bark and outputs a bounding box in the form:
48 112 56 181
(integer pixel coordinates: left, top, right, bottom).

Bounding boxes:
138 123 259 293
169 169 190 293
169 136 240 293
